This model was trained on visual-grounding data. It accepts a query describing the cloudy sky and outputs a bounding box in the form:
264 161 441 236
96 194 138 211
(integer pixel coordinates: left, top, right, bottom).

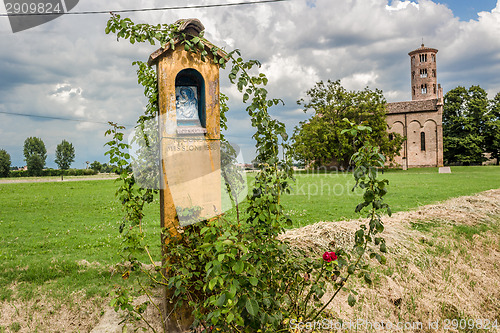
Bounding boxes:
1 0 500 168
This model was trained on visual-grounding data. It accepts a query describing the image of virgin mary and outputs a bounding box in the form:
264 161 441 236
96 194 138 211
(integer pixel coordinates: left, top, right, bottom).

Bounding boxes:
176 86 199 120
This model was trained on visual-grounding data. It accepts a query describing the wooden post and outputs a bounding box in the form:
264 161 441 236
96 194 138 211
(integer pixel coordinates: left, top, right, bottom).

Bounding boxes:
148 19 222 332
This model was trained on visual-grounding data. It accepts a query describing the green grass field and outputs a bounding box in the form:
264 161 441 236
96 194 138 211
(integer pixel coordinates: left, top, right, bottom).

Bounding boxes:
284 166 500 227
0 166 499 301
0 180 161 301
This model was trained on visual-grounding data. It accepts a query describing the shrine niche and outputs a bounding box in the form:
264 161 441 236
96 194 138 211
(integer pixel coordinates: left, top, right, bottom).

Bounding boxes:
148 19 224 228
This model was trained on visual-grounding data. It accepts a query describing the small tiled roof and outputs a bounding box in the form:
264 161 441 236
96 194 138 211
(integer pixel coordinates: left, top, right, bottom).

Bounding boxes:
386 99 438 114
147 18 227 66
408 43 438 56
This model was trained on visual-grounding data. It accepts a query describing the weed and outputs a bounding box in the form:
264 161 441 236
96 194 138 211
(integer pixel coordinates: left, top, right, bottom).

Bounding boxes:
452 224 491 241
432 241 453 256
442 264 452 283
414 255 433 270
9 322 21 332
410 219 441 233
381 264 394 277
469 280 477 290
439 302 488 332
0 287 13 301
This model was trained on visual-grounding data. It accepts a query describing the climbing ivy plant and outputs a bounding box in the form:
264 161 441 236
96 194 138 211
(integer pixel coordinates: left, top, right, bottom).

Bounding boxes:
104 14 390 332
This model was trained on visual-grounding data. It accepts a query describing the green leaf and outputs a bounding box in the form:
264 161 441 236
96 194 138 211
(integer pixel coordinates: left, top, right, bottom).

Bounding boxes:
215 293 226 307
245 299 259 316
249 277 258 286
229 283 237 299
209 277 218 290
355 201 368 213
348 294 356 307
380 242 387 253
232 261 244 274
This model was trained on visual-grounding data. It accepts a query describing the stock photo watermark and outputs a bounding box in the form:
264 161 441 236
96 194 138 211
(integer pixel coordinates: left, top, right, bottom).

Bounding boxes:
4 0 79 33
290 166 377 199
128 115 249 227
289 318 499 331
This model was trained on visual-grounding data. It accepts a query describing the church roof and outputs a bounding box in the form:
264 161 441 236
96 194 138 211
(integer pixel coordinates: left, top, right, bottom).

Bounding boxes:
386 98 439 114
408 44 438 56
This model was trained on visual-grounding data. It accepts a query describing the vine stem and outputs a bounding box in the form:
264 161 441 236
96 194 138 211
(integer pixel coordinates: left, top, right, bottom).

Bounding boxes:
138 280 161 333
307 207 374 322
300 260 325 316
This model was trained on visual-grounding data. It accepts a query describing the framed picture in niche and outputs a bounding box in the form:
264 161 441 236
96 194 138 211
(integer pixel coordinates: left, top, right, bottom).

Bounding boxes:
176 86 200 124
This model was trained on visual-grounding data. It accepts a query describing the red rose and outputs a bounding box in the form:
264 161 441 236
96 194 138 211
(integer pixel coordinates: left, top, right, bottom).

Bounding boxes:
323 251 337 263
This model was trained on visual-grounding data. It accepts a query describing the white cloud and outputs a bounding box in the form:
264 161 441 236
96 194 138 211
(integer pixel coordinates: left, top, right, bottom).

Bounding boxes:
385 1 419 11
1 0 500 165
342 71 379 91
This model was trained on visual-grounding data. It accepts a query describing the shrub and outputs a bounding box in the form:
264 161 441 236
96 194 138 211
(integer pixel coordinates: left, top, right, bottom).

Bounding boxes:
0 149 11 177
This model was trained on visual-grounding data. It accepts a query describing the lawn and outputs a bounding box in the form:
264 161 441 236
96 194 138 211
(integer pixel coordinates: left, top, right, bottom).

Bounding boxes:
0 179 161 301
283 165 500 227
0 166 499 300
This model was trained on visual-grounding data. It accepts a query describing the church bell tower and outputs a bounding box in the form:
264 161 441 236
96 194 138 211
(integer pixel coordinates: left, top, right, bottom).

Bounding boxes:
409 44 438 100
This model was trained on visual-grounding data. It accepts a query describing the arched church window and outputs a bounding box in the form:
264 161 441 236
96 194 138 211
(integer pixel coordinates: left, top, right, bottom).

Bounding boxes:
421 84 427 94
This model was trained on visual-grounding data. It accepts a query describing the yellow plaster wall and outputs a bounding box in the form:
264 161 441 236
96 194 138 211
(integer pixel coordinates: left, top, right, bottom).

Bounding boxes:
155 48 221 234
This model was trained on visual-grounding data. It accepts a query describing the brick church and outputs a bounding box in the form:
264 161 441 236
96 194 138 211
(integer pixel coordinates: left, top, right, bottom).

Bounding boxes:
386 44 444 168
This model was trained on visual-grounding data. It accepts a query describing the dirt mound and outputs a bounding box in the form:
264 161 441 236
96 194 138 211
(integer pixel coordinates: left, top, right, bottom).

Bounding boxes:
280 189 500 253
279 189 500 332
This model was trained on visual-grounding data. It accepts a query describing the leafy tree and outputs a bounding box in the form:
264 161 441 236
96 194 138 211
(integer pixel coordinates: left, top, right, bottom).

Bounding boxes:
485 92 500 165
23 137 47 176
292 80 404 169
55 140 75 170
90 160 102 172
443 86 489 165
0 149 11 177
100 163 114 173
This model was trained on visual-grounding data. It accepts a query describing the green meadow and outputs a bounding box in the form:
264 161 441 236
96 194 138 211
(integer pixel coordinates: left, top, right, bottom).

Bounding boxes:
283 166 500 227
0 166 499 300
0 180 161 301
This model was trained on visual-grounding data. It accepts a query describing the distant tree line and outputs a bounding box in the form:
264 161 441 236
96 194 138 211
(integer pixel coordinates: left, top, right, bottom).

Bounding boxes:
89 160 115 173
443 86 500 165
0 137 113 178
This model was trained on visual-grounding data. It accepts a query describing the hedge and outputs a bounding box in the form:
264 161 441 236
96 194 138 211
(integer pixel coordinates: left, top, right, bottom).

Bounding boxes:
6 168 98 178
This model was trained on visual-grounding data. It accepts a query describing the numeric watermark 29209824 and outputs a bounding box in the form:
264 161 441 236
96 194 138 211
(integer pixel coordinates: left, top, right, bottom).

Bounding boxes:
3 0 79 33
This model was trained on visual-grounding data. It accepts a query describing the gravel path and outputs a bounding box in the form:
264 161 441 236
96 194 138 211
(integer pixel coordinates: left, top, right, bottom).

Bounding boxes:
0 176 117 184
